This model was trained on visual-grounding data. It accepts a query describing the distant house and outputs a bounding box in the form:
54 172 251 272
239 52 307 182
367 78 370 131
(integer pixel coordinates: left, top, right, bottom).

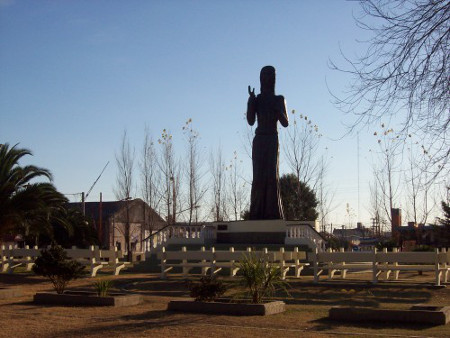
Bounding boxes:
69 198 166 253
332 223 379 250
396 222 450 249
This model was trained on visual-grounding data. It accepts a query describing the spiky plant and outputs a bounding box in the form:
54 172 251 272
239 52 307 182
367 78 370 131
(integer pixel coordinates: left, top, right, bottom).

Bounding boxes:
93 279 114 297
238 252 289 303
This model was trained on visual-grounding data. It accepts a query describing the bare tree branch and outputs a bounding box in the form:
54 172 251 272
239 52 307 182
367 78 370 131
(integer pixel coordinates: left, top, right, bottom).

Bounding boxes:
331 0 449 175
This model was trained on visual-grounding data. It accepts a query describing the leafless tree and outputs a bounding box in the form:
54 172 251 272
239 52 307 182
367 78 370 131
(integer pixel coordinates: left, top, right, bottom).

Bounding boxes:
370 126 402 226
368 173 385 235
227 151 249 221
240 120 254 161
182 119 207 224
330 0 449 177
282 110 336 227
282 110 322 190
209 145 227 221
316 154 337 233
140 127 162 233
114 130 135 258
403 141 437 225
345 202 357 229
172 165 183 223
157 129 177 225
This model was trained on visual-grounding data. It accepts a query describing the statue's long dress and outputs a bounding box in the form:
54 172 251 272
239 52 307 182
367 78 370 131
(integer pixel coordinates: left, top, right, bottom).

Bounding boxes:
247 93 288 220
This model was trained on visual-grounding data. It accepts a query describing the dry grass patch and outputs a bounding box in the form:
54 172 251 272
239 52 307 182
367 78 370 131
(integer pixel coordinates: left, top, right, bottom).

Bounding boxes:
0 271 449 337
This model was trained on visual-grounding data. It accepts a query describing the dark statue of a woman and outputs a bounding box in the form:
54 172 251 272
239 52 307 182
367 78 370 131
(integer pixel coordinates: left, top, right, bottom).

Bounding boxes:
247 66 289 220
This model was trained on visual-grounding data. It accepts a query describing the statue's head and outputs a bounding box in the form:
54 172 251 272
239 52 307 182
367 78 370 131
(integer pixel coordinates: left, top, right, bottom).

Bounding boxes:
260 65 275 94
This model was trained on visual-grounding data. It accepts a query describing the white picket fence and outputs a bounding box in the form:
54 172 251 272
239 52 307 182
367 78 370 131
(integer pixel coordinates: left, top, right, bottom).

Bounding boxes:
157 246 308 279
312 247 450 286
0 245 130 277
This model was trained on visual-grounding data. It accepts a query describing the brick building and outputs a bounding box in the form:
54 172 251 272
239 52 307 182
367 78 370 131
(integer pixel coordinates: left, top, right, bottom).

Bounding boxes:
69 198 166 253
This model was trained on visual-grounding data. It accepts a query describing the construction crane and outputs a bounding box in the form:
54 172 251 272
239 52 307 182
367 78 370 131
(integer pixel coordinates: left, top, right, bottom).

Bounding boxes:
85 161 109 200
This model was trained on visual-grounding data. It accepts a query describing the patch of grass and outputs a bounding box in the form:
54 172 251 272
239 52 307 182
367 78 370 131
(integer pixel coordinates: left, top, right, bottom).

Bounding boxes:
1 272 449 337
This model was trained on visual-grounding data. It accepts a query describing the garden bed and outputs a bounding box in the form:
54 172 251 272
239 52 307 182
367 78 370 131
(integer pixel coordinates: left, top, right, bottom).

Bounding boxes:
0 288 22 300
329 304 450 325
167 298 285 316
33 290 142 307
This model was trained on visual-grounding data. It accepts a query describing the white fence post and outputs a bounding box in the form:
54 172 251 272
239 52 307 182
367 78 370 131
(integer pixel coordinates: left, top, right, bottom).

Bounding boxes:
161 247 167 279
313 247 319 283
200 246 207 275
435 248 441 286
372 247 378 284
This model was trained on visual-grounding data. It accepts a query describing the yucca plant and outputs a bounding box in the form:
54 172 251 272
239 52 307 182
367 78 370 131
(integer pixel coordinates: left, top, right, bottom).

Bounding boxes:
238 252 289 303
93 279 113 297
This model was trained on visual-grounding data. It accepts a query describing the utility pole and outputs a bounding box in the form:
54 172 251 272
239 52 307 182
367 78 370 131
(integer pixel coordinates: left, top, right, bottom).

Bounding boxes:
98 192 103 247
82 192 86 216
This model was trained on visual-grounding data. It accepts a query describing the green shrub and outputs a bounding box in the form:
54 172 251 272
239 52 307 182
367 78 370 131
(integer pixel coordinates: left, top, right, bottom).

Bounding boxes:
375 239 398 251
33 244 86 294
93 279 114 297
238 253 289 304
189 276 226 302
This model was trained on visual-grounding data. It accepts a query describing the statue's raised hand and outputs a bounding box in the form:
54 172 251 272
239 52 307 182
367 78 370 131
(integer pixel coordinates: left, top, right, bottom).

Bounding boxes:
248 85 256 99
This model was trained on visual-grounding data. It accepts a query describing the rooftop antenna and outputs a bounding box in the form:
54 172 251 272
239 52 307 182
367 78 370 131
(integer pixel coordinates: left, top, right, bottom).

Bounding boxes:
85 161 110 200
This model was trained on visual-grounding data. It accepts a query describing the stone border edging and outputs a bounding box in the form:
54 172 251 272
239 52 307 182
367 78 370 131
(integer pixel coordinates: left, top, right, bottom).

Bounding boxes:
167 299 285 316
0 288 22 300
329 305 450 325
33 291 142 307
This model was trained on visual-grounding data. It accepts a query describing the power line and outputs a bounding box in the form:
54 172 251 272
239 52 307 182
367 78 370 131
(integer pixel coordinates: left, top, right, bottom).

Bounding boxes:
85 161 109 199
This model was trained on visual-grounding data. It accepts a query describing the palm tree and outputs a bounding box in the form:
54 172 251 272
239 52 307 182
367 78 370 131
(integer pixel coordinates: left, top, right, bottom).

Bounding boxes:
49 207 99 248
0 143 67 242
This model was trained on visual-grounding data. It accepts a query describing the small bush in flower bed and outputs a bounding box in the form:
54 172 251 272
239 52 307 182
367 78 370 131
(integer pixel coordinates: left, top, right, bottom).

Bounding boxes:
189 276 227 302
33 244 86 294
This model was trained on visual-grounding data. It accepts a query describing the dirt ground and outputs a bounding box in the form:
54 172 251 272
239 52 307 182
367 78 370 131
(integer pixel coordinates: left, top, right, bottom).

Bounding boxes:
0 270 449 338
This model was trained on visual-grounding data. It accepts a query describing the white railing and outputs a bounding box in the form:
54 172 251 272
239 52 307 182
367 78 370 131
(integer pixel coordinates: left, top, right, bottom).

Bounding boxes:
285 223 325 251
145 224 216 251
145 222 325 252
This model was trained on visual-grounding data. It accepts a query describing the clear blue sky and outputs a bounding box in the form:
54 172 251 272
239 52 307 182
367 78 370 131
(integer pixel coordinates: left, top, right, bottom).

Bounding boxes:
1 0 384 227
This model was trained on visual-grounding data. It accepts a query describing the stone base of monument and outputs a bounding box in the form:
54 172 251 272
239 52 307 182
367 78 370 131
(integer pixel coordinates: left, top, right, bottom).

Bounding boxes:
215 220 287 245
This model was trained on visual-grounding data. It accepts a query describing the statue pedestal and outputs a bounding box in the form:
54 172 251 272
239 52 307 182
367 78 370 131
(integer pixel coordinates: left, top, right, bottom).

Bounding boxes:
214 220 286 245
